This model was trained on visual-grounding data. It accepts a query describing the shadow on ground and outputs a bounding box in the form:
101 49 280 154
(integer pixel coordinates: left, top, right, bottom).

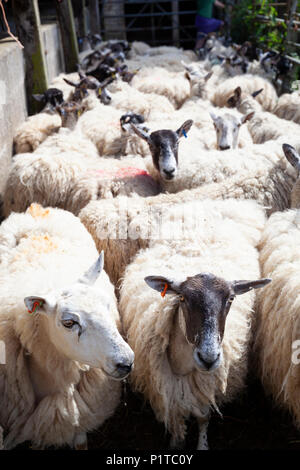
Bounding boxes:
85 378 300 451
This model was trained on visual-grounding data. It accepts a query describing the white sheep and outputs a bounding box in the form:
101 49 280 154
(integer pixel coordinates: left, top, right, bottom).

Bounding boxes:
108 79 175 121
13 99 87 155
224 87 300 144
131 66 191 108
274 92 300 125
77 102 129 156
282 144 300 209
254 208 300 430
133 121 299 213
13 112 62 154
79 147 297 287
119 198 270 449
3 150 160 218
211 74 278 112
0 203 134 449
50 72 81 101
127 46 197 72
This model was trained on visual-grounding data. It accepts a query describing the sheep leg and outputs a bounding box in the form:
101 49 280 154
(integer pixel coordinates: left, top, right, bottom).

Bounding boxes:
197 417 209 450
170 435 185 449
74 432 88 450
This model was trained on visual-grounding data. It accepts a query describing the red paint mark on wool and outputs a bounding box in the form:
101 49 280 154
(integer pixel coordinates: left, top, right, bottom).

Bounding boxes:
87 167 151 180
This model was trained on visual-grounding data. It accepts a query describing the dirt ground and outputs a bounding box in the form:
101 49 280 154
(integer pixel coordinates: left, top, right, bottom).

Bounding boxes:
85 378 300 451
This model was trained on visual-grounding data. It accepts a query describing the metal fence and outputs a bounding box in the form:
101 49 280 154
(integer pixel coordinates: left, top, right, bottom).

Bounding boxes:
99 0 197 48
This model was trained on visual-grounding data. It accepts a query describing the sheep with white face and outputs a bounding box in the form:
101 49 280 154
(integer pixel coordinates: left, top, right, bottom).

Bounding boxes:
24 252 134 379
210 111 254 151
0 205 134 450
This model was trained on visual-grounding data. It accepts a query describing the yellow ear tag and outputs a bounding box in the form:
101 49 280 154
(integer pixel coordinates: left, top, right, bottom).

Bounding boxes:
112 73 116 79
98 87 102 96
77 110 82 117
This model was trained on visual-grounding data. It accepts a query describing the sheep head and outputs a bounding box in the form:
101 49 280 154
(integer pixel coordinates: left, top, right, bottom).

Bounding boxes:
145 273 271 372
131 120 193 182
24 251 134 379
33 88 64 111
55 101 86 129
227 86 263 109
210 111 254 150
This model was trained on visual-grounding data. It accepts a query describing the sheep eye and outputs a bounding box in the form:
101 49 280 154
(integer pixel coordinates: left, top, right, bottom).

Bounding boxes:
179 295 185 302
228 296 235 303
62 319 76 329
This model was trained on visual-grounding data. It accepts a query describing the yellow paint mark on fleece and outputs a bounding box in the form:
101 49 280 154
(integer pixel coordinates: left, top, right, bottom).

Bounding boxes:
27 234 58 254
27 203 50 219
12 232 59 262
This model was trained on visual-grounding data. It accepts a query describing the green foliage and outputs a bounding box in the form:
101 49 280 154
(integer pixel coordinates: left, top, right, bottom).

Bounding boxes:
231 0 287 52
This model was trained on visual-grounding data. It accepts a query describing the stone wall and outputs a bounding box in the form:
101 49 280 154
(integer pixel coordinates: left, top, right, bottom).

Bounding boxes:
0 24 65 209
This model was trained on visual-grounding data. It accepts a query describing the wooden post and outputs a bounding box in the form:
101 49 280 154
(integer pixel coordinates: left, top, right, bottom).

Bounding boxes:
172 1 180 47
90 0 101 35
11 0 48 115
103 0 126 40
55 0 79 73
77 0 88 40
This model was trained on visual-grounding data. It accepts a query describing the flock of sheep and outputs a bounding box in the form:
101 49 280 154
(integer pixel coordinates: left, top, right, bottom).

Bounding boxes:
1 34 300 450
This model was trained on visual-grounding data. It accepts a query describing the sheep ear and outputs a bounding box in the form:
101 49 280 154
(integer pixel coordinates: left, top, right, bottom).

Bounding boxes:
176 120 193 138
184 71 191 81
252 88 263 98
79 251 104 286
232 278 272 295
234 86 242 99
241 112 254 124
144 276 180 296
63 78 78 88
78 70 86 80
209 112 218 123
181 60 189 70
282 144 300 172
130 123 151 143
204 71 213 81
24 296 47 314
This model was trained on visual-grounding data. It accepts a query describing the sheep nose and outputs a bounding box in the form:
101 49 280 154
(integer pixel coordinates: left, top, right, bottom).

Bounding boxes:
219 145 230 151
197 351 220 370
116 362 133 375
163 168 175 178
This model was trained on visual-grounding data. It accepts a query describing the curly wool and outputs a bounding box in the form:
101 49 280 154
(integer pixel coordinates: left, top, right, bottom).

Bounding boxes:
109 80 175 120
3 151 160 218
254 209 300 428
144 139 298 214
77 102 129 156
247 111 300 144
131 67 191 108
211 74 278 112
0 205 121 449
119 198 265 441
273 92 300 125
13 112 62 154
79 186 269 286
